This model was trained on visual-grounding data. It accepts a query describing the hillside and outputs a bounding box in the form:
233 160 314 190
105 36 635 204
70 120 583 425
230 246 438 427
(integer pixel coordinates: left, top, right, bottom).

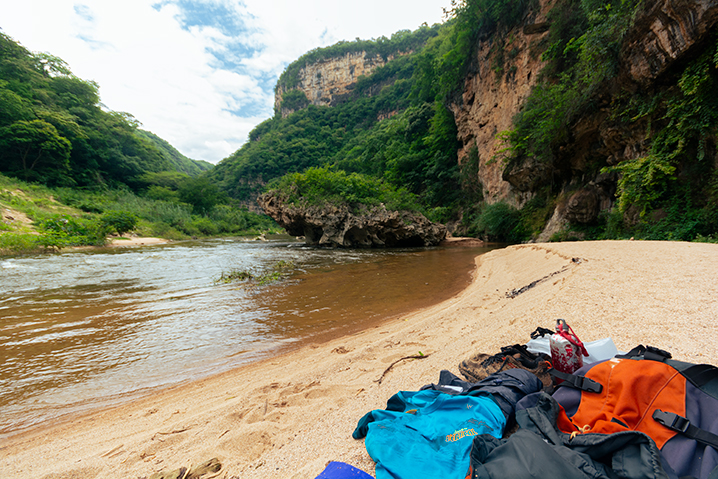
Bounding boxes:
214 0 718 243
135 130 213 177
0 32 211 191
208 24 464 223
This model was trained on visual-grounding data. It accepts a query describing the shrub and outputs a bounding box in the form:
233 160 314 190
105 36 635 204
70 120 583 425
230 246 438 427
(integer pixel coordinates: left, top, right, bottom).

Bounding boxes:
474 201 524 242
36 214 107 246
188 217 219 236
0 232 40 252
266 166 422 213
100 210 139 236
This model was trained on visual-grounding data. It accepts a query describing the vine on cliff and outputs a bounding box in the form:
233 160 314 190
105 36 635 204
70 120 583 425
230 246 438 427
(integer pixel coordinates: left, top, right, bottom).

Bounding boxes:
606 37 718 229
501 0 642 168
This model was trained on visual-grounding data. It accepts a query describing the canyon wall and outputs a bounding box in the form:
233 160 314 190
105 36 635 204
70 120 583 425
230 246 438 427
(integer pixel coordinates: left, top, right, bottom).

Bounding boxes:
268 0 718 239
453 0 718 238
274 52 390 117
450 0 555 208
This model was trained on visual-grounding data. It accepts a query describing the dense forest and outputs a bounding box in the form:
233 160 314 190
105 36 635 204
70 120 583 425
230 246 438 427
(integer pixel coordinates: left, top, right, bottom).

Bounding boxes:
0 33 213 188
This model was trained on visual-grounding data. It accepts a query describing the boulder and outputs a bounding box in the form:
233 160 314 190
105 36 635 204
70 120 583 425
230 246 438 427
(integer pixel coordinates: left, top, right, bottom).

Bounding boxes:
258 192 447 248
565 188 602 224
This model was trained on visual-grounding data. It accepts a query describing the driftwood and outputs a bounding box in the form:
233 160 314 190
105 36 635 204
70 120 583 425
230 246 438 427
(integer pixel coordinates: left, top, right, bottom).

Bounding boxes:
375 353 430 384
505 258 584 299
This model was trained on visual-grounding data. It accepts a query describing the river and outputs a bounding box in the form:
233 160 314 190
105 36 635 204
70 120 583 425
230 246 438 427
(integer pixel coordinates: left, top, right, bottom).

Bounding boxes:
0 237 493 436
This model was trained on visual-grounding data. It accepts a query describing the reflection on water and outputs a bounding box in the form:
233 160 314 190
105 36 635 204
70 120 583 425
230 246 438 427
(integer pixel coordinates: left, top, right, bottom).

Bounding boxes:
0 237 492 435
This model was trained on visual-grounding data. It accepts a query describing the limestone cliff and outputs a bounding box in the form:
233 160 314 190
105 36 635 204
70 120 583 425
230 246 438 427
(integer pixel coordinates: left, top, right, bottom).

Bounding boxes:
453 0 718 239
275 52 390 117
451 0 555 208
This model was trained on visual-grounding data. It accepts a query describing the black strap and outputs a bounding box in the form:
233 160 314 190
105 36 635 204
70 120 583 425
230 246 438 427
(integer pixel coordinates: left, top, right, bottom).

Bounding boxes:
653 409 718 451
616 345 672 361
550 369 603 393
530 327 554 339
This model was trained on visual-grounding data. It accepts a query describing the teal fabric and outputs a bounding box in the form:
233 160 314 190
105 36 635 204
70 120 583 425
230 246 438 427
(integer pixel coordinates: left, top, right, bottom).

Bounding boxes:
354 390 505 479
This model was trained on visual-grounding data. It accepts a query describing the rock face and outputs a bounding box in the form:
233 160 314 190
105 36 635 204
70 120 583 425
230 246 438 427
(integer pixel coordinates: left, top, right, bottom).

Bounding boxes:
452 0 718 237
621 0 718 86
275 52 390 117
258 192 447 248
450 0 555 207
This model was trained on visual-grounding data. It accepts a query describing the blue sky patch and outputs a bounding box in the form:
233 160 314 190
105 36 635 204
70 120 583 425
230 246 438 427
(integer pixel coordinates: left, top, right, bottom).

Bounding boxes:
155 0 255 37
73 4 95 22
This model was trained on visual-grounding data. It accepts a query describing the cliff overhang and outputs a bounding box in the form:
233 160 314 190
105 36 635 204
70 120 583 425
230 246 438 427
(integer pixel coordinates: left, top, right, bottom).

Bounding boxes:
258 191 447 248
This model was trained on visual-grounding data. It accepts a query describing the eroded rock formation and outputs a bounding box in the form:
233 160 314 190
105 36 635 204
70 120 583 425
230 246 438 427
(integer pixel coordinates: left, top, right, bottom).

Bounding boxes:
258 191 447 248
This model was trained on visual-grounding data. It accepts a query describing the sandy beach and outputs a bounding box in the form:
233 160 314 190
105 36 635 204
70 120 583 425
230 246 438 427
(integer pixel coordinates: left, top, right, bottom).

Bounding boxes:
107 236 171 247
1 240 717 479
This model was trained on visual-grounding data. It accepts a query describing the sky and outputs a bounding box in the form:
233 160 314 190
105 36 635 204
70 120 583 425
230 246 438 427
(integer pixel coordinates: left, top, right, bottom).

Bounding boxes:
0 0 451 164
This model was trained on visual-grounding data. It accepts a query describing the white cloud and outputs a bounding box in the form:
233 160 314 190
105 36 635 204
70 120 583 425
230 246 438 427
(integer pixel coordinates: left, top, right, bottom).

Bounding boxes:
0 0 450 164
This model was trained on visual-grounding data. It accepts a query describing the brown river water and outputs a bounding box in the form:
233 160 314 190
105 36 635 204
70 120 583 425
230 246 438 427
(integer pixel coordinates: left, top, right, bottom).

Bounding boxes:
0 237 495 436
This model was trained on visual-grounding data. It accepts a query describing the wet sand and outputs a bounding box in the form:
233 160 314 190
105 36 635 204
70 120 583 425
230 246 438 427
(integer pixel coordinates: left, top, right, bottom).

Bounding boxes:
1 240 717 478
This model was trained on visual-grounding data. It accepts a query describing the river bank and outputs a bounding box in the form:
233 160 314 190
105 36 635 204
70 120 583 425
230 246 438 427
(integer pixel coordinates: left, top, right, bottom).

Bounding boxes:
107 236 172 247
1 240 717 478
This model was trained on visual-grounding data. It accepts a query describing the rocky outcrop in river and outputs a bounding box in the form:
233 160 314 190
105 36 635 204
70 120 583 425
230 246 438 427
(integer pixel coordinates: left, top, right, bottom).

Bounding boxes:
258 192 447 248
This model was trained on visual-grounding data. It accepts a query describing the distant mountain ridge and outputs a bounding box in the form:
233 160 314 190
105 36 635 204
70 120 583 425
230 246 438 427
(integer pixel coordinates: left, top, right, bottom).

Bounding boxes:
136 130 213 177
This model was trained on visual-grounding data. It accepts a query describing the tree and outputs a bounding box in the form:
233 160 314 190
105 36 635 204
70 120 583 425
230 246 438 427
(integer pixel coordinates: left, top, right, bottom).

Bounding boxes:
100 211 139 236
0 119 71 183
178 177 227 215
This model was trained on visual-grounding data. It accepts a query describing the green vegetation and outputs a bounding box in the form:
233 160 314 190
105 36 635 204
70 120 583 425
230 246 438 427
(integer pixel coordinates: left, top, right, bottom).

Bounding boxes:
500 0 641 168
266 167 421 213
605 39 718 236
0 32 210 191
212 0 553 241
211 24 465 222
413 0 535 103
216 260 296 286
488 0 718 242
0 172 280 254
99 210 139 236
0 33 280 253
4 0 718 247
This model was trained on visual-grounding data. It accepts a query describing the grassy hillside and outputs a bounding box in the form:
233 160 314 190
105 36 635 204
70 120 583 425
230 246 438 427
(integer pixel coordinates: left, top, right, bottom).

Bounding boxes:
136 130 213 177
0 33 282 254
0 172 280 254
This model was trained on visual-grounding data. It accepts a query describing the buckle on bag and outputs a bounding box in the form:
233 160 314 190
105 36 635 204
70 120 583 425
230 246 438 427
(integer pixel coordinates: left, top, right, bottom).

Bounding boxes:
653 409 690 433
575 376 603 393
